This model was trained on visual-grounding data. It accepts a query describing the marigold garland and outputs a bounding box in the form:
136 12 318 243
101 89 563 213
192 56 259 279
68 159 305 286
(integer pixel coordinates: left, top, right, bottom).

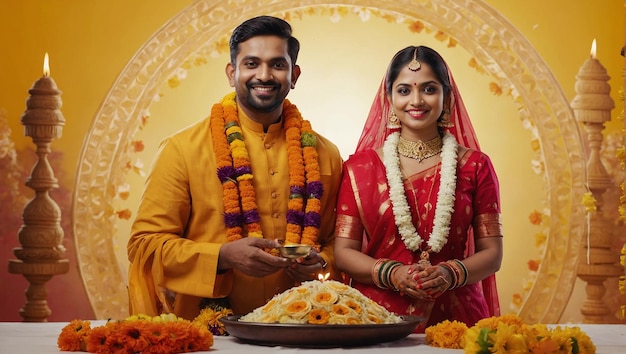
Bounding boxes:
210 92 323 247
57 314 214 353
424 314 596 354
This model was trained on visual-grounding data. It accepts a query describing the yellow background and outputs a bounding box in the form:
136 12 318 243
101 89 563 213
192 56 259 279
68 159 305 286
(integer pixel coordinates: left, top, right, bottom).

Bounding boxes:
0 0 623 322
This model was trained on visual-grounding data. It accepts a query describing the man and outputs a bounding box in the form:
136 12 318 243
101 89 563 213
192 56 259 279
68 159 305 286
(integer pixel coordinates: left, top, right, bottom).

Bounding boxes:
127 16 343 320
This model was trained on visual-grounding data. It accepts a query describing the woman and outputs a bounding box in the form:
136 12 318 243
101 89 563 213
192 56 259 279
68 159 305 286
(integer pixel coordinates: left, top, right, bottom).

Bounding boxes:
334 46 503 332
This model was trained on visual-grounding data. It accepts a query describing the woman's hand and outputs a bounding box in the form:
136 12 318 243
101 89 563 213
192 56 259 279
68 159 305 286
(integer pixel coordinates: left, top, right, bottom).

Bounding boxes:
391 263 450 300
411 265 452 299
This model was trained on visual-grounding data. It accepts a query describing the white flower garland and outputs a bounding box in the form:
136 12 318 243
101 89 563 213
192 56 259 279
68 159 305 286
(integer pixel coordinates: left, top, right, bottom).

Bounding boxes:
382 132 459 252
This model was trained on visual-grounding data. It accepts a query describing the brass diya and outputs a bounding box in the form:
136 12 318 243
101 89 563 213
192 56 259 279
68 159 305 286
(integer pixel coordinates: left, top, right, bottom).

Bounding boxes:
277 244 312 259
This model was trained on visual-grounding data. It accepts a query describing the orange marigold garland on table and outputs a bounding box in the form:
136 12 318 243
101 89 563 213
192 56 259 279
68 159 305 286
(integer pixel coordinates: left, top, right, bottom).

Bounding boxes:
57 314 213 353
210 92 323 247
425 314 596 354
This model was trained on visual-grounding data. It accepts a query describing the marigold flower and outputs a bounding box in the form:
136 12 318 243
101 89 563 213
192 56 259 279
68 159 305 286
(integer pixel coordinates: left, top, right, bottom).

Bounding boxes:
534 231 547 248
425 320 467 349
192 307 232 336
168 76 181 88
308 309 330 324
116 209 132 220
581 192 597 213
434 31 448 42
130 140 145 152
331 304 351 315
346 317 362 324
489 82 503 96
285 300 311 319
528 259 541 271
458 315 595 354
528 210 543 225
62 315 214 353
344 299 362 314
57 319 91 351
408 20 425 33
367 313 383 324
312 290 337 306
468 57 486 74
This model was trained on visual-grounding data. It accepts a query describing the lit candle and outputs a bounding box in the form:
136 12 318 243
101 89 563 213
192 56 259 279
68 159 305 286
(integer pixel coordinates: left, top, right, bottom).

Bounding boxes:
589 39 597 59
570 39 621 324
43 52 50 77
8 52 69 322
570 39 614 124
317 272 330 282
21 52 65 138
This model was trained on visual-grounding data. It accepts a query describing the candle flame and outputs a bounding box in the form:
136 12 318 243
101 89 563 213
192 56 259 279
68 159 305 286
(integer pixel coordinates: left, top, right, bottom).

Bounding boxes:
590 39 596 59
43 52 50 77
318 272 330 282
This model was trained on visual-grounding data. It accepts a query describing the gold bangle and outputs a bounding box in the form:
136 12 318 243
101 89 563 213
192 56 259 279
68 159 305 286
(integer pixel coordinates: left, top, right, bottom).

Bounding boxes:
371 258 388 289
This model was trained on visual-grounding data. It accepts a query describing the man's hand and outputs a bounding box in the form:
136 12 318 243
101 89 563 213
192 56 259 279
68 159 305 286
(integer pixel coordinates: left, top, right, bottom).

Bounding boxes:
218 238 289 277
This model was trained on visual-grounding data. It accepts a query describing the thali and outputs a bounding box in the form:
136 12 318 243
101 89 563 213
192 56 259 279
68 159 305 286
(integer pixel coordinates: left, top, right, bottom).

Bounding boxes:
219 315 424 348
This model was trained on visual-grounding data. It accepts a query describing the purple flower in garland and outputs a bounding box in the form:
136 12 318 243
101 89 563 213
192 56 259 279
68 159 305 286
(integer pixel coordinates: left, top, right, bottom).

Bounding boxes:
303 212 321 227
286 209 304 225
223 213 242 228
305 181 324 199
217 166 236 183
290 185 304 197
243 210 260 224
235 165 252 177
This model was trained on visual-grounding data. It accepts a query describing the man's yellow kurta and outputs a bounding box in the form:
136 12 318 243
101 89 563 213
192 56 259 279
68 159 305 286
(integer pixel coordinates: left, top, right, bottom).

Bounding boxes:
127 106 343 320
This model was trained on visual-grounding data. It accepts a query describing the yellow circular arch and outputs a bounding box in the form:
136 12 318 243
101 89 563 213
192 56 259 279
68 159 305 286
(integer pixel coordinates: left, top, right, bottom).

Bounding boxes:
72 0 586 322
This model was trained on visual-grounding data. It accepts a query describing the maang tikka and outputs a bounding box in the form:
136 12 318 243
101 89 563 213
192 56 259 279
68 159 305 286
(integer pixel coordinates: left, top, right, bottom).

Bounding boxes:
407 47 421 71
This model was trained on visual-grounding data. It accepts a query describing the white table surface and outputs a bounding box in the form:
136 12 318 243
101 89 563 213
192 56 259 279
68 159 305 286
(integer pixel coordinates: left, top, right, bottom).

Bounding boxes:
0 321 624 353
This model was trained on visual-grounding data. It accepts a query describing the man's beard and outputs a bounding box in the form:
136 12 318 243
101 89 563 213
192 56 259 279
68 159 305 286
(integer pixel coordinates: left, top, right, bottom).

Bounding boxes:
241 81 287 113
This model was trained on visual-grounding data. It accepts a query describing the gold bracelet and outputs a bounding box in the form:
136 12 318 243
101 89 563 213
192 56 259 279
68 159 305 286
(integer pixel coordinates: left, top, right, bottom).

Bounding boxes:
371 258 388 289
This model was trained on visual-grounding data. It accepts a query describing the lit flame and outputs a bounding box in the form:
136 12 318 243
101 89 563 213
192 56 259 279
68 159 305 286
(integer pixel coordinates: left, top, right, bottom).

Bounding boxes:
43 52 50 77
317 272 330 282
590 39 596 59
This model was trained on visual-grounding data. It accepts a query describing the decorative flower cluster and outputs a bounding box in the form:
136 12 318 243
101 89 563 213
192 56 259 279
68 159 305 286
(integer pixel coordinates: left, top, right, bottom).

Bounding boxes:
57 313 213 353
192 307 234 336
425 314 596 354
210 92 323 247
239 279 402 325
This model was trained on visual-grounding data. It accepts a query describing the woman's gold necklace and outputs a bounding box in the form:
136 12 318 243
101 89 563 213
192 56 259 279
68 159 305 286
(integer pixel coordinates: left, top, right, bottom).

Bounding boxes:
397 135 443 162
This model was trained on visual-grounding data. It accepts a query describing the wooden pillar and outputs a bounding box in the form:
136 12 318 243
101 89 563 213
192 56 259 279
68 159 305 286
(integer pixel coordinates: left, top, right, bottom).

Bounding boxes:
571 42 623 323
8 59 69 322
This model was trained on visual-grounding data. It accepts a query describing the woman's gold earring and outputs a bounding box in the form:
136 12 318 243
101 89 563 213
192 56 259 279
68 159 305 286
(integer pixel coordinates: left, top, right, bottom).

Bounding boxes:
438 110 453 128
387 110 401 129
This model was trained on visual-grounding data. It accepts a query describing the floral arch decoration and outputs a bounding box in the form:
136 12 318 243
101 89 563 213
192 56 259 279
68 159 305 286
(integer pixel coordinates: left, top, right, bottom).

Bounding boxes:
72 0 586 322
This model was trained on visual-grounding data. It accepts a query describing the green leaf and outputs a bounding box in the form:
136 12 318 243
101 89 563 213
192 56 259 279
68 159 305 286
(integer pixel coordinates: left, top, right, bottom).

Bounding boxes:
571 336 579 354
